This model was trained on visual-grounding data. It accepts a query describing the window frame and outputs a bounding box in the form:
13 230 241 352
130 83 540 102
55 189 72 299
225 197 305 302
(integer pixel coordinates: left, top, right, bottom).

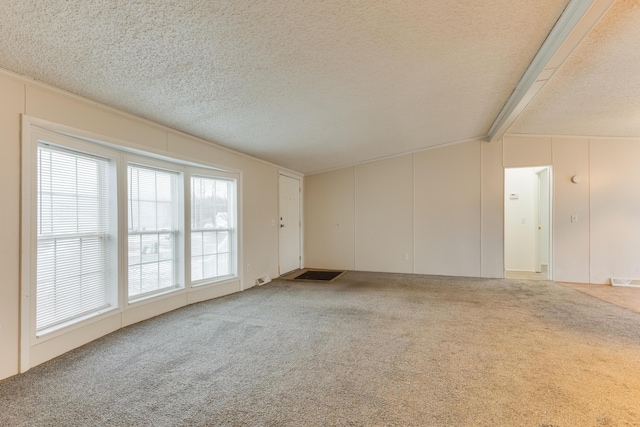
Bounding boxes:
188 170 238 287
22 127 121 347
35 144 114 333
125 156 186 303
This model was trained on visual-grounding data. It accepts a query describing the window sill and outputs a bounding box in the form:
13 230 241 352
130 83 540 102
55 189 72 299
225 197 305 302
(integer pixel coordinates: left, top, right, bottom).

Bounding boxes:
190 275 237 289
33 305 120 344
127 285 185 306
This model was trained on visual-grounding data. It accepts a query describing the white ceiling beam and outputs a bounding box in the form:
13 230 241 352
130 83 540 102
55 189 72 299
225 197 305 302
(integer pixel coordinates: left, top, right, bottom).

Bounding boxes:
486 0 616 142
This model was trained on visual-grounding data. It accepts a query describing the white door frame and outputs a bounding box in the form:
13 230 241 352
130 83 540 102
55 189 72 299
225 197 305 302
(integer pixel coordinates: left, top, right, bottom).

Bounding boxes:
504 166 553 279
278 173 301 275
537 165 553 280
536 167 552 279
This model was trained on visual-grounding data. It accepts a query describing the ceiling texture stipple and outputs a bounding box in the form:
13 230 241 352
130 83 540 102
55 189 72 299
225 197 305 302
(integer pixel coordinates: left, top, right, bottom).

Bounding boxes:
0 0 572 174
512 0 640 138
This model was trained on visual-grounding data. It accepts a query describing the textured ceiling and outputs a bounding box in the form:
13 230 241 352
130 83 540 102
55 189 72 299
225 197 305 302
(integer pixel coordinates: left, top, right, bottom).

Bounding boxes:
0 0 570 174
512 0 640 137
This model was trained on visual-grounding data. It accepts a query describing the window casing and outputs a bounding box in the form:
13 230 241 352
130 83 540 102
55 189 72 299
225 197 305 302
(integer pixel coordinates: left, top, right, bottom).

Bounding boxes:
127 164 182 300
36 145 113 333
190 175 236 284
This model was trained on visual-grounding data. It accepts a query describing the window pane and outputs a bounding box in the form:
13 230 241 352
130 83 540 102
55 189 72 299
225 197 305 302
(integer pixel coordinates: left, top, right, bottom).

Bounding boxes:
203 255 217 278
139 201 157 231
191 257 203 282
159 260 174 289
128 234 141 265
217 231 229 253
128 164 178 299
36 146 110 331
157 201 173 230
159 233 173 261
141 263 159 294
217 253 230 276
203 232 216 255
141 234 159 263
128 265 141 296
191 232 203 256
190 175 235 284
138 169 156 201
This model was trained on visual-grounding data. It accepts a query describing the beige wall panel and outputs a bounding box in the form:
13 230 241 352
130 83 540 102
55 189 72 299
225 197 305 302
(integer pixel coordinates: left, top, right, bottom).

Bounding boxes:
304 167 355 270
590 139 640 284
552 138 590 283
504 135 552 168
187 280 241 305
122 294 188 327
167 132 244 170
242 163 280 286
0 76 24 380
415 141 481 277
355 156 413 273
26 86 167 151
481 139 504 278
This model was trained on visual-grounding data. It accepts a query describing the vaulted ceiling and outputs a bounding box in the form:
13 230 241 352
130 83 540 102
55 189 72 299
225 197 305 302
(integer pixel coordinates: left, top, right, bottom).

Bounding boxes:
511 0 640 137
1 1 636 174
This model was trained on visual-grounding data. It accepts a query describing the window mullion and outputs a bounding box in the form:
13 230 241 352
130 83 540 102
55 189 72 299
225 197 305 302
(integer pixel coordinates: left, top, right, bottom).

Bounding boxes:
75 157 79 234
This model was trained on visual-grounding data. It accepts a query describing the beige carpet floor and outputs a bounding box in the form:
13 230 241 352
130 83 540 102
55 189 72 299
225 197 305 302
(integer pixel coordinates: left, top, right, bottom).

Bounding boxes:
1 272 639 426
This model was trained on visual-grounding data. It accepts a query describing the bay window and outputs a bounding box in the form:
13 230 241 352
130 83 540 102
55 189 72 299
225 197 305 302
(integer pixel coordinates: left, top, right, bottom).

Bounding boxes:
22 117 243 373
24 119 240 355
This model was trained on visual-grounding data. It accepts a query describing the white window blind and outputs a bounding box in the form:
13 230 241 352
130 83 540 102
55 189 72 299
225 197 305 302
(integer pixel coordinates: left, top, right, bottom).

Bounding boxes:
36 145 110 332
128 164 178 299
190 176 234 283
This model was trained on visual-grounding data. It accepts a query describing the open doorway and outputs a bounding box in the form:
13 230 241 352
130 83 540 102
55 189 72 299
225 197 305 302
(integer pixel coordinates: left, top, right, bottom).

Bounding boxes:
504 166 552 280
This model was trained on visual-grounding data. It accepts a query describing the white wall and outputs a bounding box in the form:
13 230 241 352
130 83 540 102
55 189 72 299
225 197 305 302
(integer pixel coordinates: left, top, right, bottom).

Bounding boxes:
0 74 24 380
305 134 640 286
590 139 640 283
480 138 504 278
414 141 481 276
552 138 589 283
0 70 295 380
304 140 491 278
304 167 355 270
355 156 413 273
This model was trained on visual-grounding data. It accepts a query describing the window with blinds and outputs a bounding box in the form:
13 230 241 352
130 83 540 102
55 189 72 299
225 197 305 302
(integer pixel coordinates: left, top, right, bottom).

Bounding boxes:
36 145 111 332
190 176 235 283
127 164 179 299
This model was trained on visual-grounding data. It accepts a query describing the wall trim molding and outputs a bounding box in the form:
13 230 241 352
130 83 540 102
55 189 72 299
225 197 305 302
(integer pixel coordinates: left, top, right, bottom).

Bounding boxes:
506 132 640 142
305 135 488 176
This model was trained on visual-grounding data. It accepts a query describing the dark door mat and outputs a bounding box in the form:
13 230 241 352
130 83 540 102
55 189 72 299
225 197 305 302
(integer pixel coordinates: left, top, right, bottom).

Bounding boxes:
294 270 345 281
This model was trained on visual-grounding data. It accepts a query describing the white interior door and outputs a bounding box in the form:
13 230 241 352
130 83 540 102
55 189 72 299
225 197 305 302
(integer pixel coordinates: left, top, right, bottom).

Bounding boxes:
536 167 551 276
279 174 300 274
